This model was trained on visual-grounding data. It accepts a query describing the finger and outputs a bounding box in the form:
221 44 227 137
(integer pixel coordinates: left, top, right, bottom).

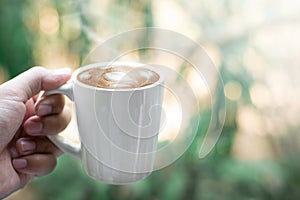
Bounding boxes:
0 67 71 103
32 93 41 103
15 137 62 157
23 106 71 136
35 94 65 116
13 154 57 176
24 98 35 121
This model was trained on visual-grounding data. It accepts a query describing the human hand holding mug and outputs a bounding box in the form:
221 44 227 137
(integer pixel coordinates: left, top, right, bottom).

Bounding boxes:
43 62 164 184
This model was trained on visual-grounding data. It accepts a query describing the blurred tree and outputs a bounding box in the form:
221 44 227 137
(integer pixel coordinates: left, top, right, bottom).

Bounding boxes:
2 0 300 199
0 0 34 78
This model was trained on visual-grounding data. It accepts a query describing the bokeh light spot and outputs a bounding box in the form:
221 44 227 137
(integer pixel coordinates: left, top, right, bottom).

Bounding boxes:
224 81 242 101
39 6 59 35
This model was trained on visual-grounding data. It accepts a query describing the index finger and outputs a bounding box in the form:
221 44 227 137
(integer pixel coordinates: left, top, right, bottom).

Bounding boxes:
0 67 71 103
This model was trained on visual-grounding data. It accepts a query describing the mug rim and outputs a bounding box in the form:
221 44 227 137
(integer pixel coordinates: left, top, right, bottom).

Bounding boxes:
72 61 164 91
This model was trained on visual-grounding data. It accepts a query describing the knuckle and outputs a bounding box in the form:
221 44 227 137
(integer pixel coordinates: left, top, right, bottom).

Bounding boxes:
53 95 65 109
39 137 56 153
45 154 57 174
55 112 71 132
35 154 57 176
45 141 56 153
41 94 65 111
30 66 45 73
61 112 71 130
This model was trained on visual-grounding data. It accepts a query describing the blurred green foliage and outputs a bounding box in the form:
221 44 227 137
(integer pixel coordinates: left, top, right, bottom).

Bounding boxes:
0 0 34 77
1 0 300 200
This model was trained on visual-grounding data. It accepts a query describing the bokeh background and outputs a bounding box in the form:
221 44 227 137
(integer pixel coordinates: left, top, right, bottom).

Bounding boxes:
1 0 300 199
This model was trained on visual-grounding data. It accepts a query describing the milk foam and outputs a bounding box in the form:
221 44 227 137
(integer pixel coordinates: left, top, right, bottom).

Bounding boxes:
77 66 159 89
104 71 137 85
78 71 91 80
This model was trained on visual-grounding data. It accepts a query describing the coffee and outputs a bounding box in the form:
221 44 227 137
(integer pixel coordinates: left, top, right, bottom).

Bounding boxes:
77 66 160 89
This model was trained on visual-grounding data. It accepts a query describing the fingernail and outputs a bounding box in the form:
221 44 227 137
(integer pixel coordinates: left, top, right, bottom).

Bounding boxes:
20 140 36 153
9 146 19 158
37 104 52 116
25 121 43 135
53 68 72 75
13 158 27 169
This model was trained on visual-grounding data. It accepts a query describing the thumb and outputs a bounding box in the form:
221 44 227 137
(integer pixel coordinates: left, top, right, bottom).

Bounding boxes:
0 67 72 103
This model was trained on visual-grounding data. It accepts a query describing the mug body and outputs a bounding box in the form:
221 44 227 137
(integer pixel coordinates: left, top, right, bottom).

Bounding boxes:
72 62 164 184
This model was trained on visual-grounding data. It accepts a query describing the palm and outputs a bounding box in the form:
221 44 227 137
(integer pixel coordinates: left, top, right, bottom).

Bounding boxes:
0 149 24 197
0 98 35 197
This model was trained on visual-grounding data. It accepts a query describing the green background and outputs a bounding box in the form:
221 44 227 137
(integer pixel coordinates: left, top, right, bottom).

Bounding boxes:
1 0 300 199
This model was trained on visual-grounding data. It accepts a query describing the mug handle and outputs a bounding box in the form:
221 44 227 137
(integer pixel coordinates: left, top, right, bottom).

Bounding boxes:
39 83 81 160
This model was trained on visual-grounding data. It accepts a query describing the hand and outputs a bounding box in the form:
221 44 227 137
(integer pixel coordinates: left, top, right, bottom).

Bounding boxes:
0 67 72 198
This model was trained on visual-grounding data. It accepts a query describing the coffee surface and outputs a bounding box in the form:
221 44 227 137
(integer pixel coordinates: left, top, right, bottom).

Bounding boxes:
77 66 160 89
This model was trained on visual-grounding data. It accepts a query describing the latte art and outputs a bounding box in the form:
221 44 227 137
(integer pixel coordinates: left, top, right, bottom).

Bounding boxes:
77 66 159 89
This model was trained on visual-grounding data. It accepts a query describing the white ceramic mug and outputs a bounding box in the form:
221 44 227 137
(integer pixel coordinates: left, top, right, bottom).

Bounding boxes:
45 62 164 184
